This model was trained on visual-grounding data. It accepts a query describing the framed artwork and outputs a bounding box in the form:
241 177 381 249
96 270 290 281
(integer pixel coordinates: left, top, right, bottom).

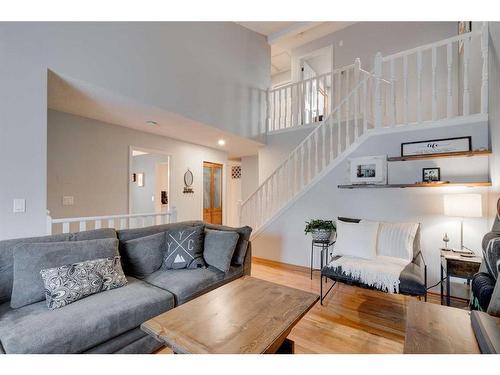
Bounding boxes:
349 155 387 185
422 168 441 183
401 136 471 157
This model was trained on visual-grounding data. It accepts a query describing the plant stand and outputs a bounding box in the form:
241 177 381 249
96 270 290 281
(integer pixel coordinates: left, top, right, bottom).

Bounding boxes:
310 239 335 280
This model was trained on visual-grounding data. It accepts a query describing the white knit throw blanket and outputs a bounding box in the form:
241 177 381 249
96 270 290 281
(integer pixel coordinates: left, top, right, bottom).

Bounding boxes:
327 256 409 293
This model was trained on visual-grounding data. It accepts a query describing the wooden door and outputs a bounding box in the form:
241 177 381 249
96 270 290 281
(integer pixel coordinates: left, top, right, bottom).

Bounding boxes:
203 162 223 224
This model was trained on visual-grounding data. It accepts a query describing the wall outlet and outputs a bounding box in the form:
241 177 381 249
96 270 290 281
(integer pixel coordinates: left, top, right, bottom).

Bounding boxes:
13 198 26 213
62 196 74 206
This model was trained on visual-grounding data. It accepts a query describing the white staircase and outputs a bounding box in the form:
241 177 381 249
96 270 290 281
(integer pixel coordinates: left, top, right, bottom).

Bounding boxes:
240 23 489 238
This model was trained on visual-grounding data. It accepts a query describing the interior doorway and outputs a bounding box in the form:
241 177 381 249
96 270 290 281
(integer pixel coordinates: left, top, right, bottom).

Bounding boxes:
129 146 170 216
203 161 223 224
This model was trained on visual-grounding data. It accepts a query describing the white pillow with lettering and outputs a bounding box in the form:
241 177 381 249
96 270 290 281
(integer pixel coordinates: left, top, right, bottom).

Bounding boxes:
334 220 379 259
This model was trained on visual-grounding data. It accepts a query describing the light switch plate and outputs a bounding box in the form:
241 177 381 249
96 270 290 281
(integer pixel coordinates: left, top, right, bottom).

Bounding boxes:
62 196 74 206
13 199 26 213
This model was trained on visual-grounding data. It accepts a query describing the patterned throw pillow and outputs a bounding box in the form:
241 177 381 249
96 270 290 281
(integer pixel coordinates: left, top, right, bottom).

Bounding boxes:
162 226 205 269
40 257 127 310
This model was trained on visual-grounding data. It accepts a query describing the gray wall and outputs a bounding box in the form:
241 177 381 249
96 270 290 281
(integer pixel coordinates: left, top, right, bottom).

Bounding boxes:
240 155 259 201
0 22 269 239
47 110 228 225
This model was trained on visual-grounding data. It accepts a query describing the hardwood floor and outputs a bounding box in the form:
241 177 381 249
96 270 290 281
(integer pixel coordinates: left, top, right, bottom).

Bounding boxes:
157 257 468 354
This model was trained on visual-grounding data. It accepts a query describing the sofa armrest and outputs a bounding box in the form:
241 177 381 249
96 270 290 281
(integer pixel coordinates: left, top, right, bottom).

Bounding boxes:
243 242 252 276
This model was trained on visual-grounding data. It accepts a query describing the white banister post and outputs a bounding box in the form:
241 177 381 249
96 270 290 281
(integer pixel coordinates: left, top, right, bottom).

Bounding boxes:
170 206 177 223
266 88 271 134
373 52 383 128
481 22 489 114
46 210 52 235
354 58 361 138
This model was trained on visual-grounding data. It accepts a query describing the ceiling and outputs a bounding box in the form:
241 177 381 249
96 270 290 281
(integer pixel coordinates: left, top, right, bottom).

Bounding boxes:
237 22 355 76
47 71 263 159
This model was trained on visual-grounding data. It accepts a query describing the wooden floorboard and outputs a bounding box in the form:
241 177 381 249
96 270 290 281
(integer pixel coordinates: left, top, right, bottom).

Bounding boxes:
156 257 468 354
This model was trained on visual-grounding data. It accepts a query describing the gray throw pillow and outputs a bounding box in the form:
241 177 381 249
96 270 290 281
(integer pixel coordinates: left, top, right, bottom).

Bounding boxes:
204 224 252 265
203 229 239 272
10 238 118 309
40 256 127 310
162 225 205 269
121 232 165 278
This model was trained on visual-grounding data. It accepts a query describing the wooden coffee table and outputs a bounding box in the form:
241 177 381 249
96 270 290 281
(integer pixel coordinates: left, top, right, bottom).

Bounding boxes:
404 300 480 354
141 276 319 353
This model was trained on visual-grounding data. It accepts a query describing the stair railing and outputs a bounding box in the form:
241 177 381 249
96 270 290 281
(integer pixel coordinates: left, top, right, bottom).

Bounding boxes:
242 72 378 232
268 60 375 132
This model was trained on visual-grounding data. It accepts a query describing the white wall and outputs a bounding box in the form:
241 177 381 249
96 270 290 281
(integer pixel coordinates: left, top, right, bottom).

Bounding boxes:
252 121 490 297
240 155 259 201
0 22 269 239
226 160 242 227
47 110 229 226
488 22 500 220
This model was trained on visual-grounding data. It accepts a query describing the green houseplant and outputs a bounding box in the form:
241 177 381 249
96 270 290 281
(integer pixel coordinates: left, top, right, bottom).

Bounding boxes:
304 219 336 242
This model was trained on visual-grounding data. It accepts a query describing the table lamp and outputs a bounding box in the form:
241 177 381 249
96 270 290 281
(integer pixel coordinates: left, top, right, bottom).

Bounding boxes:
443 193 482 254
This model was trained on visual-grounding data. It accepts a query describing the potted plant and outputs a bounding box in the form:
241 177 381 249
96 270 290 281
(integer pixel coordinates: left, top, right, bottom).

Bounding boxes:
304 219 336 242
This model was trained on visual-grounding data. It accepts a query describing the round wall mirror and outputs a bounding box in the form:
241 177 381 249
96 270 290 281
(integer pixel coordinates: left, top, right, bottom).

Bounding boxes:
184 169 194 187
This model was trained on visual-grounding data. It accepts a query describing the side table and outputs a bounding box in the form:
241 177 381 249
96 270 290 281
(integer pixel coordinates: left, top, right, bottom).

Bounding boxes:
310 240 335 280
440 250 482 306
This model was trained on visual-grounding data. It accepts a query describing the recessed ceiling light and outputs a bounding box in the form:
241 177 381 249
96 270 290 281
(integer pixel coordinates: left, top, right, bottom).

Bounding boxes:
145 120 158 126
218 139 226 146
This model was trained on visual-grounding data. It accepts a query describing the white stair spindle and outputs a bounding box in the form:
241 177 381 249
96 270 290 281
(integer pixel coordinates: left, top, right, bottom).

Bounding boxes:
322 124 327 168
272 90 276 131
278 89 282 129
309 79 313 124
363 78 368 133
316 77 319 121
403 55 409 124
481 22 489 114
120 218 127 230
374 52 383 127
462 36 470 116
62 222 70 234
329 117 334 162
354 59 360 138
417 49 423 123
345 69 350 125
302 81 307 125
79 221 86 232
95 220 102 230
108 218 114 228
431 47 437 120
284 87 288 128
390 59 396 126
314 130 319 175
447 43 453 118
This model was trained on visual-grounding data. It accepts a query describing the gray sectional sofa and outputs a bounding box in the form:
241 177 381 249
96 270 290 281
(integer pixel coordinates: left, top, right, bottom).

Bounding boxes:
0 220 252 354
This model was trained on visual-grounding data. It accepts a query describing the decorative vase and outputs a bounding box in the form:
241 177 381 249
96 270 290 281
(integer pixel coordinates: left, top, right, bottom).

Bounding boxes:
311 229 332 242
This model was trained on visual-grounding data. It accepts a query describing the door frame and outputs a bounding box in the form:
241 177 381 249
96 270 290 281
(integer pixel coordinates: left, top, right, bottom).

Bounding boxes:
128 145 171 215
203 161 224 224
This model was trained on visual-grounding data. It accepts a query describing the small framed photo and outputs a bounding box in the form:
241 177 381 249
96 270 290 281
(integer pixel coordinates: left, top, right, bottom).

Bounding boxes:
422 167 440 183
349 156 387 185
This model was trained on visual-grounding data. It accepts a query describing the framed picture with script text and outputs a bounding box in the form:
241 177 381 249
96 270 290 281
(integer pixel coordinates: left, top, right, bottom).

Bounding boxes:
401 136 471 157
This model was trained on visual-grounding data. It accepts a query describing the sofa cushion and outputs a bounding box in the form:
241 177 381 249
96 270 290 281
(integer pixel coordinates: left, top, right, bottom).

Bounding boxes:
40 256 127 310
335 220 379 259
0 228 116 304
10 238 119 309
162 226 205 270
376 222 419 261
143 267 225 304
204 224 252 265
0 277 174 354
203 229 239 272
121 232 165 277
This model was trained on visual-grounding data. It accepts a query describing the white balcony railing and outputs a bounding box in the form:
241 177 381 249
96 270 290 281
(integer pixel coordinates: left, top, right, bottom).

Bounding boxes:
46 207 177 235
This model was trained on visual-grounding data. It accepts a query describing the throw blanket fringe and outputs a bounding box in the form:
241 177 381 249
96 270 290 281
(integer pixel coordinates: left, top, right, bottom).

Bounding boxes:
327 256 409 293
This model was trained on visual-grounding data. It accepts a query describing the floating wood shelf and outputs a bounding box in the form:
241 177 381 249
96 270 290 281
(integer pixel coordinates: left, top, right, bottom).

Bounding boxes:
387 150 491 162
338 182 492 189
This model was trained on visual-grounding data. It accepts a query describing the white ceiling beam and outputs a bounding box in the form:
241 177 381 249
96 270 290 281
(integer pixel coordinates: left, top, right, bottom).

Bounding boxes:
267 22 322 45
